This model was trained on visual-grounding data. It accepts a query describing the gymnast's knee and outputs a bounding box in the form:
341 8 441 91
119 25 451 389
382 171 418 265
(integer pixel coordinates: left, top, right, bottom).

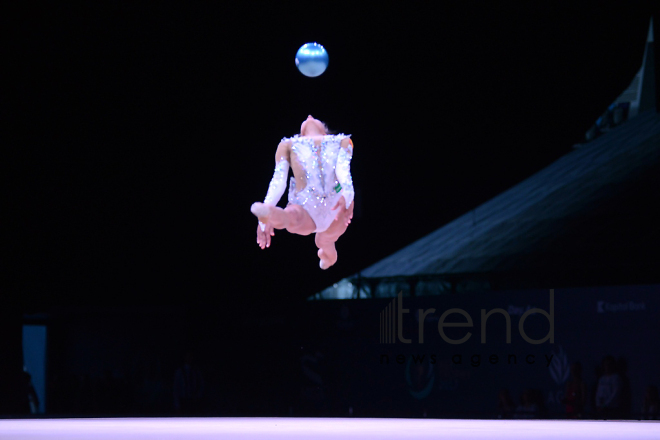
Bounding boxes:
284 205 304 228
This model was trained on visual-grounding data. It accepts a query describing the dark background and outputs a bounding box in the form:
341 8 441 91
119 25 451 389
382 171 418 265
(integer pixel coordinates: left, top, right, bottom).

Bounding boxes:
3 1 658 417
37 287 660 418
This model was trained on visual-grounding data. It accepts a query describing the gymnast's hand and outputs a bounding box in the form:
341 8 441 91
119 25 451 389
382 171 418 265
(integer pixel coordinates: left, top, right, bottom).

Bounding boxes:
332 196 354 227
256 221 275 249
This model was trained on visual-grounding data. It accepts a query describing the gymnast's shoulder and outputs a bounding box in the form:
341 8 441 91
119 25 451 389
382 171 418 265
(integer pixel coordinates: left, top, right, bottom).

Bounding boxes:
336 134 353 153
275 137 292 162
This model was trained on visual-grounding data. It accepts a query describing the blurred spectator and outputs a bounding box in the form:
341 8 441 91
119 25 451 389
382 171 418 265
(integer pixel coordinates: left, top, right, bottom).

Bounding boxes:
17 371 38 414
530 389 546 417
514 389 539 419
616 357 632 417
641 385 659 420
25 372 40 414
299 349 328 415
590 364 603 414
562 362 587 418
173 351 205 415
497 388 515 419
137 360 168 414
595 356 622 418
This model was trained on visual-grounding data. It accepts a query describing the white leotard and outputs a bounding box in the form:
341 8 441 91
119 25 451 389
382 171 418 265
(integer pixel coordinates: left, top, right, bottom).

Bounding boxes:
285 133 354 233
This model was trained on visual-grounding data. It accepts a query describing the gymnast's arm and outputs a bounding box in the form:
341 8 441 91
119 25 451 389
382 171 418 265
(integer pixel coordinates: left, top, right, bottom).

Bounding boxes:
263 140 291 206
257 140 291 234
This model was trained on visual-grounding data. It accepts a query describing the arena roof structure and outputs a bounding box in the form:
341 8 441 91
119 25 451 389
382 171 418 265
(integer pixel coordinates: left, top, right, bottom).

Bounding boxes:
311 18 659 300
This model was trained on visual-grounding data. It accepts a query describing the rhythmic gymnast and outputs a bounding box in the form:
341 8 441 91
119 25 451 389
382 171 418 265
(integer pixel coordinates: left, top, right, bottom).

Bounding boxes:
251 115 355 269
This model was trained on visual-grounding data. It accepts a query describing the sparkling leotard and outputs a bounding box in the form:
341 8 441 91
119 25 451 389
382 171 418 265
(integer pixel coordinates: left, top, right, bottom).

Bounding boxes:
284 133 354 233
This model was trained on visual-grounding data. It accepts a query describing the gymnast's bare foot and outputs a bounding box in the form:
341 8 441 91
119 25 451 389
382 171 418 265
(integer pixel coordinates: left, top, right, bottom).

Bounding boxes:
318 248 337 270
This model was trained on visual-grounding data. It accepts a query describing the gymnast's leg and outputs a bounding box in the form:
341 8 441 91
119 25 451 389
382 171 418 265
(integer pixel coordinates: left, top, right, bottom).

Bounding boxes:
251 202 316 235
315 217 350 269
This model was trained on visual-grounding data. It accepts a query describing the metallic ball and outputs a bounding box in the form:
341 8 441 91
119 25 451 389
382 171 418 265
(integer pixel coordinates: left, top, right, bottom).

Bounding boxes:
295 42 329 77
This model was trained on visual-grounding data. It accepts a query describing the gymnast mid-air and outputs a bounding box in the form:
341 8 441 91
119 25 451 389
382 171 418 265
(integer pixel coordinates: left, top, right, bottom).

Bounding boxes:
251 115 355 269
